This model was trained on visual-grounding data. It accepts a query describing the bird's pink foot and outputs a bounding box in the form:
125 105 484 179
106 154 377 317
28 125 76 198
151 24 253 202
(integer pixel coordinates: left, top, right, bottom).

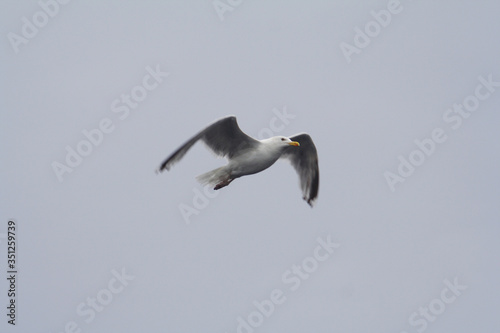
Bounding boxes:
214 178 233 190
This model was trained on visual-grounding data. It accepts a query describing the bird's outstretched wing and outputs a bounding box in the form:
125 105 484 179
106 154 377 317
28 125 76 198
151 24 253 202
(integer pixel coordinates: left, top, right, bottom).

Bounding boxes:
282 133 319 207
157 116 259 172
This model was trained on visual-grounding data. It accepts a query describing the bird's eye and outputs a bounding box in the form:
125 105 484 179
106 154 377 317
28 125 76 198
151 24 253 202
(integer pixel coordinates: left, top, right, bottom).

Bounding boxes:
281 138 285 141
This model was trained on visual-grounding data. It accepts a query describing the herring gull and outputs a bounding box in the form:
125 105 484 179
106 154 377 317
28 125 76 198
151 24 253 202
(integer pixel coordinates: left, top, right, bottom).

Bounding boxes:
157 116 319 206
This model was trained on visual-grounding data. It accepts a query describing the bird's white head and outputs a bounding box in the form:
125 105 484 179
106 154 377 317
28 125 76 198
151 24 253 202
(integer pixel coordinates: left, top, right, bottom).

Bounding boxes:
263 136 300 148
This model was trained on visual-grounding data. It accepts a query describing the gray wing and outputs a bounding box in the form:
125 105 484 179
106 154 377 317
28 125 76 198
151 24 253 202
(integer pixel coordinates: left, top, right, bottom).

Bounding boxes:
282 133 319 207
157 116 259 172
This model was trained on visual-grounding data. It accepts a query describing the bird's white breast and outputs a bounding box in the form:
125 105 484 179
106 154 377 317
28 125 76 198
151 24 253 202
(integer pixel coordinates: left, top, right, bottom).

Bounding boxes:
228 143 282 177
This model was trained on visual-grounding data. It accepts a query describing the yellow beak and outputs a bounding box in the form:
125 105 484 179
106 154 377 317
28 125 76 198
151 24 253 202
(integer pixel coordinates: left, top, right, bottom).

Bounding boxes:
288 141 300 147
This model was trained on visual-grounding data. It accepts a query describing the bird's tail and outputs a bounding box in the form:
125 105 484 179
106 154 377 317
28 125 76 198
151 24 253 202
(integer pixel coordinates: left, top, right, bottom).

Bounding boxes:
196 167 229 185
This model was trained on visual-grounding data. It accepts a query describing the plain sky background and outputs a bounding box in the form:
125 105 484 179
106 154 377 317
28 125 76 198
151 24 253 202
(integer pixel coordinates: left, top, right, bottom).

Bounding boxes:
1 0 499 332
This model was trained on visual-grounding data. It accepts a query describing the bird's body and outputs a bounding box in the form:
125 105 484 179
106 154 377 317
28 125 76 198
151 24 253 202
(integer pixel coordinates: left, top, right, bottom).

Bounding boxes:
157 116 319 206
229 137 285 176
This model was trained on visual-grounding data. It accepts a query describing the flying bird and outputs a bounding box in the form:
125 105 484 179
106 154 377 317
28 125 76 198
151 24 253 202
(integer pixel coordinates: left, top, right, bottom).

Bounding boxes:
157 116 319 206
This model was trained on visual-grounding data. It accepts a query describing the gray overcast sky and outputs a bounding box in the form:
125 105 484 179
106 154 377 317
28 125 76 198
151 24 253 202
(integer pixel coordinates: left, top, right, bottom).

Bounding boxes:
1 0 499 332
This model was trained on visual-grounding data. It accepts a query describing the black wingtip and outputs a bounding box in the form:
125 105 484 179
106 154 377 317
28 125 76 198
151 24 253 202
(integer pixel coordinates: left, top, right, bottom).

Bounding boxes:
156 165 169 174
304 196 315 207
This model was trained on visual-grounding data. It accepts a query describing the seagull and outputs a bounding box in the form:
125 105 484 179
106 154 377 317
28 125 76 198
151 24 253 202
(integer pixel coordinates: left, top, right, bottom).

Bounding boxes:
157 116 319 206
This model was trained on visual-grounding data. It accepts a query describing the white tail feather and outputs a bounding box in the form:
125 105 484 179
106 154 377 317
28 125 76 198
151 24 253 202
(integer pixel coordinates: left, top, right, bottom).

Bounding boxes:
196 167 229 185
